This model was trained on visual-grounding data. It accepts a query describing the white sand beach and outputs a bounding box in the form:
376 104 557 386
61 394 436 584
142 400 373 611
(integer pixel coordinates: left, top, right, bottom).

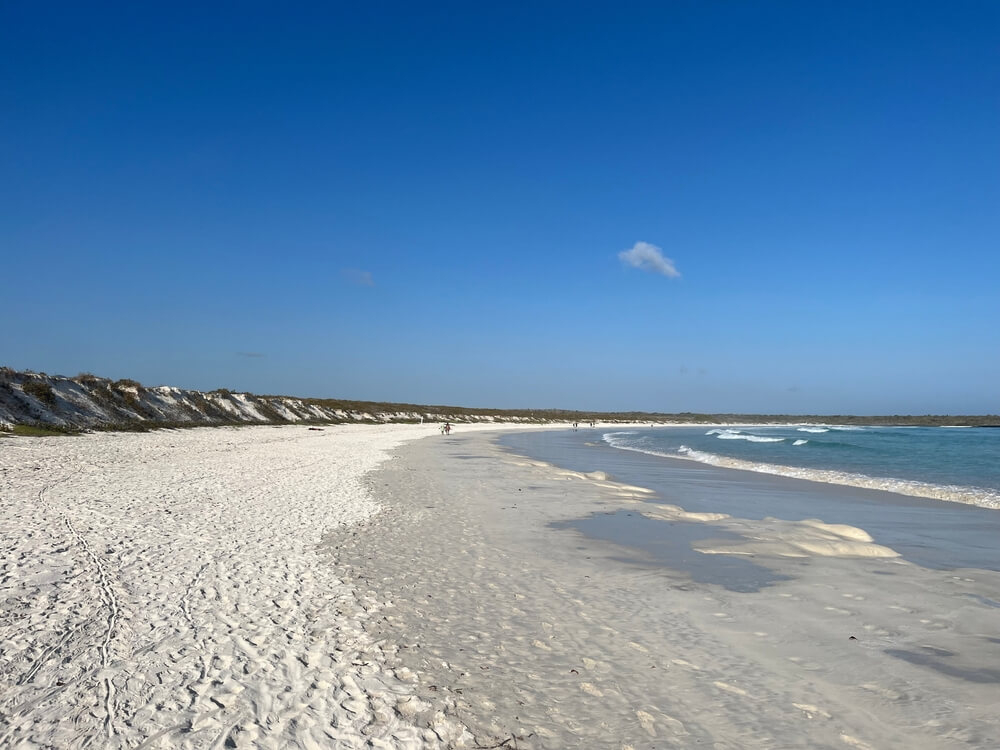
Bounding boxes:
3 424 1000 749
0 424 514 749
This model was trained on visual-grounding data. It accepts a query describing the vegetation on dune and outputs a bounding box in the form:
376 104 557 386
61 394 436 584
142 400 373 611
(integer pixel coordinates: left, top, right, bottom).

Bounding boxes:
75 372 106 386
113 378 144 397
1 366 998 434
263 397 1000 427
21 379 57 407
9 424 80 437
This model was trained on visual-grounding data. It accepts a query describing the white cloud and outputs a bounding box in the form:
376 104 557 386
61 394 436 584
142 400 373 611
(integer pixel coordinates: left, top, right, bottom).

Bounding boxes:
341 269 375 286
618 241 680 278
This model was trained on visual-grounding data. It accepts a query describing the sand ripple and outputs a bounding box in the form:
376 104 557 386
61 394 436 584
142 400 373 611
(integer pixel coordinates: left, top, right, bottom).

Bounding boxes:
0 425 477 749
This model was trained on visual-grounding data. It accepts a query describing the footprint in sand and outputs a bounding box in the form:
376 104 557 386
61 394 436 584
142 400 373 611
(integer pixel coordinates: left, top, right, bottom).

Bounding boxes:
840 734 875 749
713 681 749 697
670 658 700 671
658 713 688 735
824 606 853 615
580 682 603 697
786 656 823 671
860 683 904 701
792 702 832 719
635 710 656 737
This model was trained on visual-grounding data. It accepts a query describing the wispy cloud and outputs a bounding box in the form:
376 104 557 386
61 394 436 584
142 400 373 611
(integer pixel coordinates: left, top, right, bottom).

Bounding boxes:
341 269 375 287
678 365 708 377
618 241 680 278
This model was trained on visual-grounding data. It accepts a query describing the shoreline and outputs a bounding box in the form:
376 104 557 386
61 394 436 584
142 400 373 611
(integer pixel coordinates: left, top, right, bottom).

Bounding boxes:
608 436 1000 510
4 423 1000 748
333 428 1000 748
502 428 1000 573
594 425 1000 510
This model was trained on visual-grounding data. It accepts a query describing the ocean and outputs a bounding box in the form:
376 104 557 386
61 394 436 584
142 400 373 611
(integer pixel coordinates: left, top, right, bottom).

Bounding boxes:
498 425 1000 572
602 424 1000 509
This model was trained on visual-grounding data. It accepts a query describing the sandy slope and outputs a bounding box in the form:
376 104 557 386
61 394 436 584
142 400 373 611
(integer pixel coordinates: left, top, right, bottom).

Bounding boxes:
0 368 547 431
0 424 525 749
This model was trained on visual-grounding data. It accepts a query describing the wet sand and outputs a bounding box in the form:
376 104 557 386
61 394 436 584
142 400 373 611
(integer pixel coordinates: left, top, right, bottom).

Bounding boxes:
328 430 1000 749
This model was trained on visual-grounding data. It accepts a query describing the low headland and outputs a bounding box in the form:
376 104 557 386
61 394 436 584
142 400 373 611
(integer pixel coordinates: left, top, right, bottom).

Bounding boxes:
2 367 997 434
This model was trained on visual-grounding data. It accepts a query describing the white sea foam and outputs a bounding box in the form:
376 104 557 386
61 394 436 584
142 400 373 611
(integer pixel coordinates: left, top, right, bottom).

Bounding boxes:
605 431 1000 509
792 439 808 446
797 427 829 433
673 447 1000 510
713 430 784 443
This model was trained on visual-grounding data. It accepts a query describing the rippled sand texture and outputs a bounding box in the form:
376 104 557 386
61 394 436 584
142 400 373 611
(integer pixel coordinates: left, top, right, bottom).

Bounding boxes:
0 424 508 749
327 432 1000 749
4 424 999 749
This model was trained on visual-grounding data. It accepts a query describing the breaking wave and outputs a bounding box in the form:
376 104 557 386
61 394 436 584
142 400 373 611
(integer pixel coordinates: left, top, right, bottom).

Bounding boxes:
706 428 785 443
601 426 1000 510
671 447 1000 509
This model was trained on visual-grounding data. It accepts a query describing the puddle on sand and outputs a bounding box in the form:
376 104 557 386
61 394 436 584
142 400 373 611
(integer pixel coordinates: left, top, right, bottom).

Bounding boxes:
552 510 791 593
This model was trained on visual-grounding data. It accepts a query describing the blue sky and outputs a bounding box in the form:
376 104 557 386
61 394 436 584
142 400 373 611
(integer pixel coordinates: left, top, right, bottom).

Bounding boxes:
2 2 998 414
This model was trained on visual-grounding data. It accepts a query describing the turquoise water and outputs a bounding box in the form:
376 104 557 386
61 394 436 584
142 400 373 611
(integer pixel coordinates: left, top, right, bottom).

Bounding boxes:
498 427 1000 571
603 425 1000 509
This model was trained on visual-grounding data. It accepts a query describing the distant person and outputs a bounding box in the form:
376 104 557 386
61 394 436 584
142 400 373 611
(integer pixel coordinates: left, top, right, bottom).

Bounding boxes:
445 422 452 435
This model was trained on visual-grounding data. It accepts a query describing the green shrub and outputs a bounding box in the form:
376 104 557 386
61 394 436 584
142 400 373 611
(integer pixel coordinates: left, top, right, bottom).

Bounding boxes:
22 380 57 406
12 424 78 437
